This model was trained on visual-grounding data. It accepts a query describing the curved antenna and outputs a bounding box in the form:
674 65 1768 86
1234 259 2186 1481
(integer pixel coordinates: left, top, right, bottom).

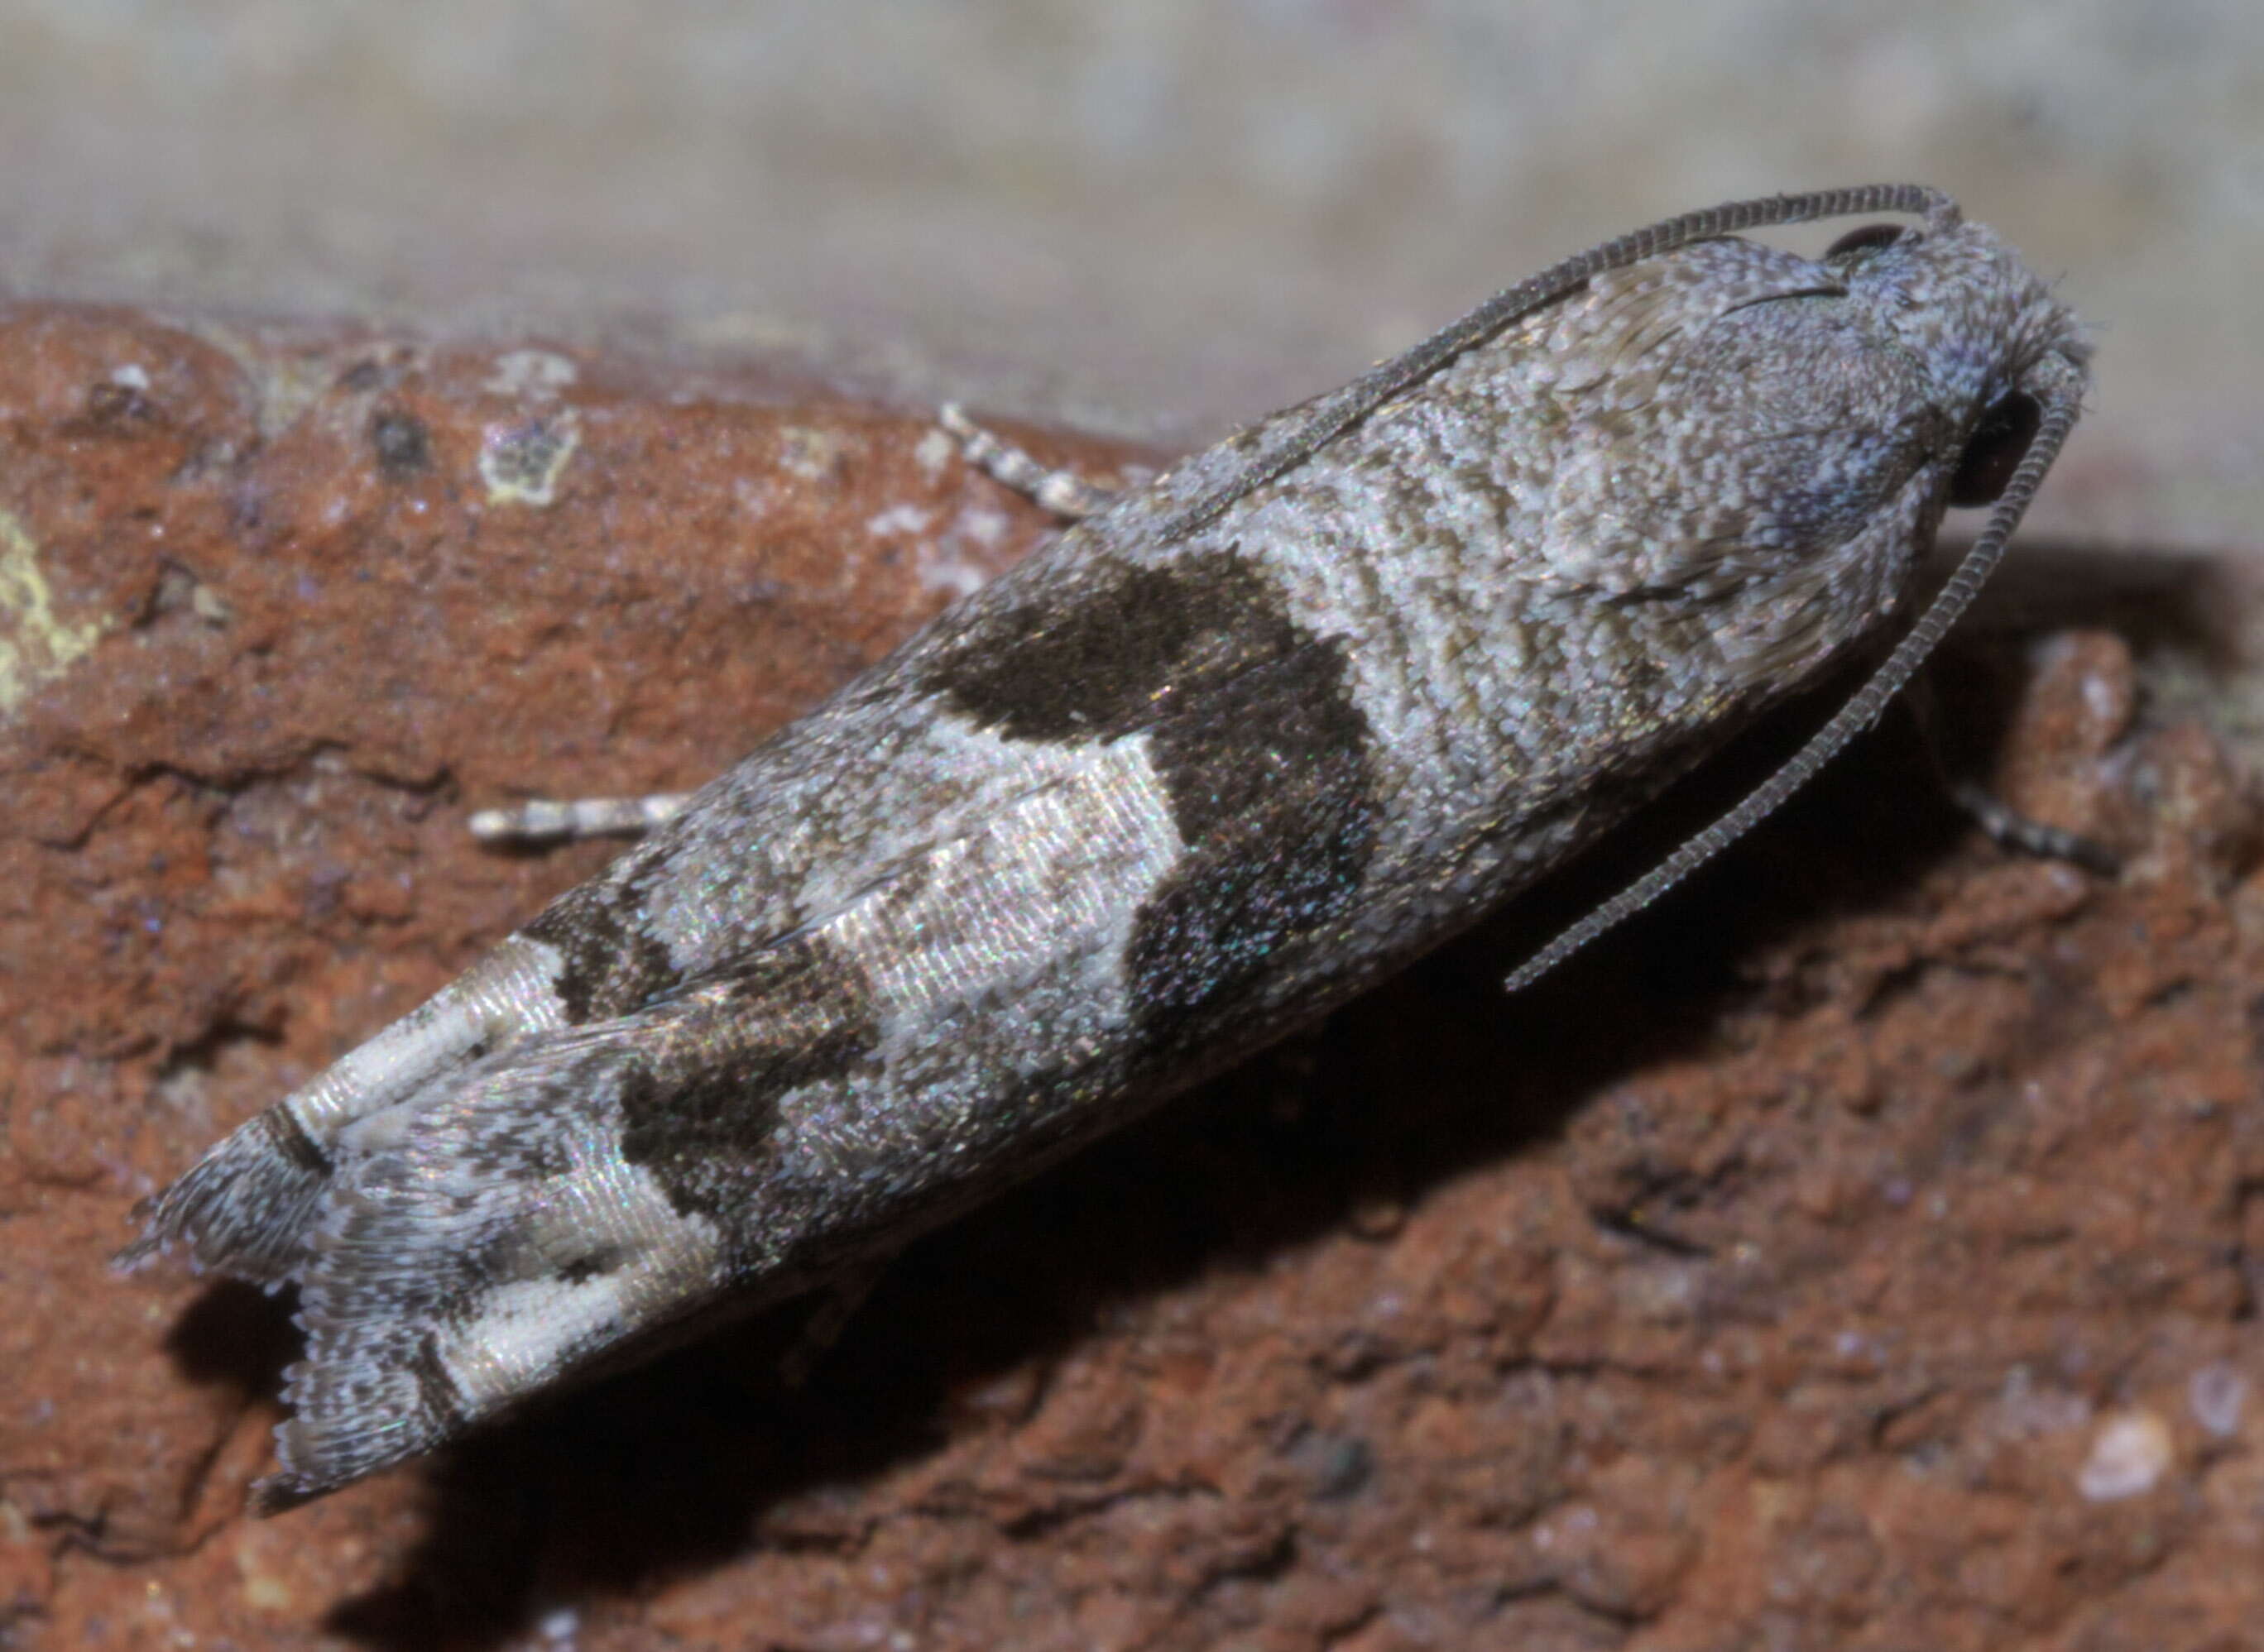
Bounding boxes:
1502 352 2088 993
1161 184 1956 544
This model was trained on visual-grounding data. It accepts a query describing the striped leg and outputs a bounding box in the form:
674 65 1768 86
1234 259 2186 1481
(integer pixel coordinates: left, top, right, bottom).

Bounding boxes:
939 402 1125 520
469 792 693 844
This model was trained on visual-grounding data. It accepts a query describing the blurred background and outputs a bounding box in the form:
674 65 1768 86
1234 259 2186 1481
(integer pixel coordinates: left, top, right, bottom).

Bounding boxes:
1 0 2257 548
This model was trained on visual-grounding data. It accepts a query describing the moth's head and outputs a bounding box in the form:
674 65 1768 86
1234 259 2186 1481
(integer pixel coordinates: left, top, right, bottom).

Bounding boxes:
1819 211 2090 510
1502 189 2093 991
1530 201 2087 639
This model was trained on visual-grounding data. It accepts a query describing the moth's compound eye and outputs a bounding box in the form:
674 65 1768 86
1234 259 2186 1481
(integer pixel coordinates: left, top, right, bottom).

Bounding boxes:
1824 223 1907 260
1947 390 2043 507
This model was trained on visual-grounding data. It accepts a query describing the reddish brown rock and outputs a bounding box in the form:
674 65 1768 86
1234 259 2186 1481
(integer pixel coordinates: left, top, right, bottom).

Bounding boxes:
3 299 2260 1650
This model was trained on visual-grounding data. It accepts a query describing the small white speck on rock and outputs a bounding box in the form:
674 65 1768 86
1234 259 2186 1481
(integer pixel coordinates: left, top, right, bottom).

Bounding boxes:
2188 1362 2247 1438
2077 1410 2175 1501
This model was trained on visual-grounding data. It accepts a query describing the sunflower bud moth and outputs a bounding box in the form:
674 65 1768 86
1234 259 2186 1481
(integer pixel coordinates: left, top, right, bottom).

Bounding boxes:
119 185 2090 1510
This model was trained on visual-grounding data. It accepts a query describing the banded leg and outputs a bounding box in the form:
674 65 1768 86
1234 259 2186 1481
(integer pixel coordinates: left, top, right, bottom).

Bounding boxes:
475 409 1129 849
468 793 693 844
1944 778 2120 876
939 402 1125 520
1904 675 2121 876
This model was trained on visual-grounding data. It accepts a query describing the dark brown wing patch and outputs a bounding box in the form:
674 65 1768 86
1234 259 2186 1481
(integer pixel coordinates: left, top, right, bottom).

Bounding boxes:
926 549 1379 1036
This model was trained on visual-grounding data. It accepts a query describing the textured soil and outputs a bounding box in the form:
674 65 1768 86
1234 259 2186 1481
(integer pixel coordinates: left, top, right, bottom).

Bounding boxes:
3 301 2261 1651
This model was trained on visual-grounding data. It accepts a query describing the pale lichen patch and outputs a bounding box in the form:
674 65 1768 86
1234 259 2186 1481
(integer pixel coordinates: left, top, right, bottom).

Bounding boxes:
864 504 933 539
479 413 581 508
0 509 111 716
775 424 847 484
484 349 578 400
914 425 957 483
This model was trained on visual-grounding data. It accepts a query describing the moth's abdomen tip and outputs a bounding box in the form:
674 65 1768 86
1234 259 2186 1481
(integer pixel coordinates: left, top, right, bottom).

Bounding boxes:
249 1428 372 1515
251 1402 341 1514
113 1185 213 1270
261 1354 456 1508
126 1112 338 1286
248 1467 324 1518
108 1233 176 1276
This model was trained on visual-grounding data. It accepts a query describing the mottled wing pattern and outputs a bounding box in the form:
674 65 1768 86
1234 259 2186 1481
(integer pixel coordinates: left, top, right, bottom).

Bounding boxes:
122 192 2090 1506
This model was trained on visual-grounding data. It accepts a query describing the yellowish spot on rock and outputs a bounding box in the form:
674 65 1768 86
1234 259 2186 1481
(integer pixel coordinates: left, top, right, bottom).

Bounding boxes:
480 412 581 507
777 424 847 484
0 510 111 716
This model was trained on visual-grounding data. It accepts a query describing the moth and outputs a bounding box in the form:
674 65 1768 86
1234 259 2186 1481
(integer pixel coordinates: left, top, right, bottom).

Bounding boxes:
121 185 2089 1509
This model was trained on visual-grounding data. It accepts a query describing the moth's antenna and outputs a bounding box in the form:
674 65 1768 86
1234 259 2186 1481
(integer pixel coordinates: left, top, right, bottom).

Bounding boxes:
1162 184 1955 543
1502 352 2086 993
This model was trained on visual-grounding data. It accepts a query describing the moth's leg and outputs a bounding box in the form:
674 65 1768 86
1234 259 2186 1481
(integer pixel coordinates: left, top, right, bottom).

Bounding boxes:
472 406 1122 850
939 402 1125 520
1903 674 2121 876
777 1258 893 1389
468 792 693 845
473 412 1124 850
1940 778 2119 874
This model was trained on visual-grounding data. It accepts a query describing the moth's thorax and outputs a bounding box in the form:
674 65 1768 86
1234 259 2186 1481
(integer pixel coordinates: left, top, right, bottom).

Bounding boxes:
1119 224 2067 876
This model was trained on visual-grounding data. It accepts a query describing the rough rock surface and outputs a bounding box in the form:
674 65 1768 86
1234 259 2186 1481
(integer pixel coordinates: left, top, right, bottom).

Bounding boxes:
3 302 2260 1650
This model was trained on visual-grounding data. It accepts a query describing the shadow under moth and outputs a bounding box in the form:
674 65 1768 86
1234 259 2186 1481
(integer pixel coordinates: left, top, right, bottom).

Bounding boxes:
120 184 2091 1509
